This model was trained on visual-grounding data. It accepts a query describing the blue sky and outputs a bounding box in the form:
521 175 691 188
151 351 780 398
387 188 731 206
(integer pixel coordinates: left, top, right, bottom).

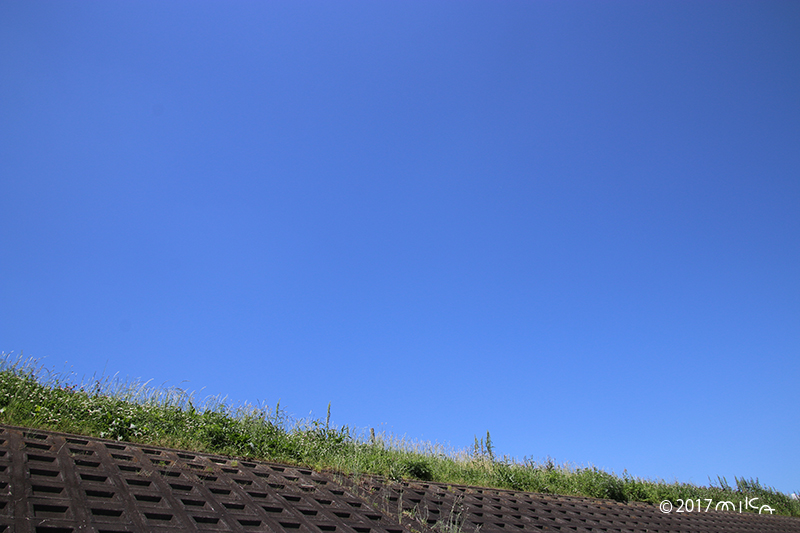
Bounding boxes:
2 1 799 494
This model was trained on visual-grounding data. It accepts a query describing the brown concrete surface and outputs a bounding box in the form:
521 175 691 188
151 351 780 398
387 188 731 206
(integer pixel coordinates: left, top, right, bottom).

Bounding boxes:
1 425 798 532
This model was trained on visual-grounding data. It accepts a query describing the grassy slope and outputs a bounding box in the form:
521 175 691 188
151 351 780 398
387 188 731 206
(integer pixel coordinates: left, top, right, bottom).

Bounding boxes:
1 355 798 517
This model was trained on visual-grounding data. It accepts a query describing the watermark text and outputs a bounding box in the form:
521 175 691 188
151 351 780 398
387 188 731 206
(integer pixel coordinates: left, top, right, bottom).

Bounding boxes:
659 497 775 515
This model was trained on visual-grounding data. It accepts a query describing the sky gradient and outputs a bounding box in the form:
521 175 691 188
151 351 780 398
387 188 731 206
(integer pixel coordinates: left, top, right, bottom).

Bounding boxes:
2 2 799 494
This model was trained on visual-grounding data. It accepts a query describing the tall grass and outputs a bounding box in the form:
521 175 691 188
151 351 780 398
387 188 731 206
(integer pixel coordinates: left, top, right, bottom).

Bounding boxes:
1 353 797 517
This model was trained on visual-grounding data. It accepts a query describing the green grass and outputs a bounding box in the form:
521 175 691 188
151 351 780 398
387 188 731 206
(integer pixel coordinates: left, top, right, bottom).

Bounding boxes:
1 353 798 517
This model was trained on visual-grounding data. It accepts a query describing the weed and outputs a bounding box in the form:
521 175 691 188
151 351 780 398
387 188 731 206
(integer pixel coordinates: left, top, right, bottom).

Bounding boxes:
1 353 798 517
434 496 470 533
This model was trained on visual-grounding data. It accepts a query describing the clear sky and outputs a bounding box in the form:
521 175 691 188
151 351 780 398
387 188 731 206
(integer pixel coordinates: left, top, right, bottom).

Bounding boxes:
2 1 799 494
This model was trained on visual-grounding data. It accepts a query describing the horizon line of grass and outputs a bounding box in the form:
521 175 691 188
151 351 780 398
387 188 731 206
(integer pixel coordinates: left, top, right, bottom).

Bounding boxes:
1 353 798 517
